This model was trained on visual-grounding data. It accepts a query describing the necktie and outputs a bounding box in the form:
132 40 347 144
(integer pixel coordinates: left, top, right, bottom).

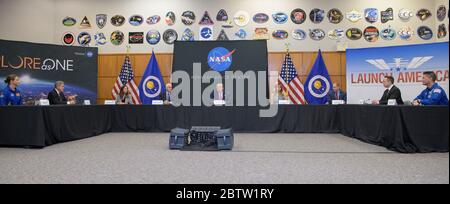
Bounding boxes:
383 89 389 99
335 92 339 100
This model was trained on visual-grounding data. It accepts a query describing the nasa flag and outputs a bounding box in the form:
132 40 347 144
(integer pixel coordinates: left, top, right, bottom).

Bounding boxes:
304 50 333 104
139 51 166 105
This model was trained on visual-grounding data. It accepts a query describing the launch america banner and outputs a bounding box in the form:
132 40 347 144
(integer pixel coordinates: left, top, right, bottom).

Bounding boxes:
0 39 98 105
346 42 449 104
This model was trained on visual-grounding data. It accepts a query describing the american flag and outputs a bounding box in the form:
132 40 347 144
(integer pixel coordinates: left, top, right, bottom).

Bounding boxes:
278 53 307 104
112 56 141 104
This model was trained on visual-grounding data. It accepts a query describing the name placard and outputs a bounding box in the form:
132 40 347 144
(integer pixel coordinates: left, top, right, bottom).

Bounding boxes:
104 100 116 105
388 99 398 106
332 100 345 105
39 99 50 106
278 100 291 105
214 100 226 106
152 100 164 105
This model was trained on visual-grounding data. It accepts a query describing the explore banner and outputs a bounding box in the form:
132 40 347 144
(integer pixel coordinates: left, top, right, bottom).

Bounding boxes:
0 39 98 105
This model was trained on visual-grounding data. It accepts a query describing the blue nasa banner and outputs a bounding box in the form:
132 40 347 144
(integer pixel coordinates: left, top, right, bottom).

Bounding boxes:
346 42 449 104
304 50 332 104
139 51 166 105
172 40 269 105
0 39 98 105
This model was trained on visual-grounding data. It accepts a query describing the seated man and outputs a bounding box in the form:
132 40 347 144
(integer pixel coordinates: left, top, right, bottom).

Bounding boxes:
413 71 449 106
47 81 76 105
160 83 173 104
372 76 404 105
211 83 226 101
327 83 347 104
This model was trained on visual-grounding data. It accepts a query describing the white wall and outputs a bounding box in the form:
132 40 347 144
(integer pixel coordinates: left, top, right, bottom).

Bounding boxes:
0 0 56 44
1 0 449 53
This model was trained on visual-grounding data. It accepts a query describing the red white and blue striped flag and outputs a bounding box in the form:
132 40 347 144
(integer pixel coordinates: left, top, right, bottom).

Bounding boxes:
278 53 307 104
112 56 141 104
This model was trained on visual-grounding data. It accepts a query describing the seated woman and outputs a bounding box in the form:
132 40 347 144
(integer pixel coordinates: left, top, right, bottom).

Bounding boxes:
115 85 133 105
0 74 23 106
271 84 289 104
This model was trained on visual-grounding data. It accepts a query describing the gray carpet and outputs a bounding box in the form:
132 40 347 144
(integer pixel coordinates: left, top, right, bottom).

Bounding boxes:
0 133 448 184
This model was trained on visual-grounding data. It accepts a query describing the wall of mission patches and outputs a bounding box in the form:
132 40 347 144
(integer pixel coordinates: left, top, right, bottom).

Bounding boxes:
59 2 449 52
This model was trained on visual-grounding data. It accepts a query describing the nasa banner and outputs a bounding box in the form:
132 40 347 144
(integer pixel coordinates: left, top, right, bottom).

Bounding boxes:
0 39 98 105
172 40 269 105
346 42 449 104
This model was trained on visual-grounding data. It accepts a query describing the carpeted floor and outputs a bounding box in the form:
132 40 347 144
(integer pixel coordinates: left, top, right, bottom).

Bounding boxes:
0 133 448 184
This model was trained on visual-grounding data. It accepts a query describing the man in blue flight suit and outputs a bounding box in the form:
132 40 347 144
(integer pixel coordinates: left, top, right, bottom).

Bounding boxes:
413 71 449 106
0 74 22 106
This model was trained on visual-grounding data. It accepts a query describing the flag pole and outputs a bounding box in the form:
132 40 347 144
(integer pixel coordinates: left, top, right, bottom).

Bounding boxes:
126 45 131 57
283 43 291 100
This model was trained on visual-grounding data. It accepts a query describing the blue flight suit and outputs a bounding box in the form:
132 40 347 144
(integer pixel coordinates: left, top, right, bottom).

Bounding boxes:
0 86 23 106
414 83 449 106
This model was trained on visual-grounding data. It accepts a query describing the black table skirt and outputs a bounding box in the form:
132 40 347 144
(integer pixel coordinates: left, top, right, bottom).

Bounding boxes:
0 105 448 153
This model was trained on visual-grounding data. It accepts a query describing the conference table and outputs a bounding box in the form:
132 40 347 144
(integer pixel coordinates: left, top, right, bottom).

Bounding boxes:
0 105 448 153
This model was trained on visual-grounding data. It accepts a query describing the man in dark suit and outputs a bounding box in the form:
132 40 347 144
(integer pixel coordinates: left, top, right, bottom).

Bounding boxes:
372 76 404 105
327 83 347 104
47 81 76 105
211 83 226 101
160 83 173 104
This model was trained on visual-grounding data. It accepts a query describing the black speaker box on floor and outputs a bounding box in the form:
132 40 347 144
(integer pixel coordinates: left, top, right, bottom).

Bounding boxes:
169 127 234 151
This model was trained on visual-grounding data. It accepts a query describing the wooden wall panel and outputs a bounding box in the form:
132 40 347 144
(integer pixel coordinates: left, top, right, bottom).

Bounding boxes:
340 53 347 91
97 51 347 103
98 55 119 77
322 52 342 76
133 54 151 77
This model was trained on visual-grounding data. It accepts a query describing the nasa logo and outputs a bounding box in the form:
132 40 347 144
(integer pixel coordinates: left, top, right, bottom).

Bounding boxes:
86 51 94 58
207 47 236 72
308 75 331 98
142 76 162 98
